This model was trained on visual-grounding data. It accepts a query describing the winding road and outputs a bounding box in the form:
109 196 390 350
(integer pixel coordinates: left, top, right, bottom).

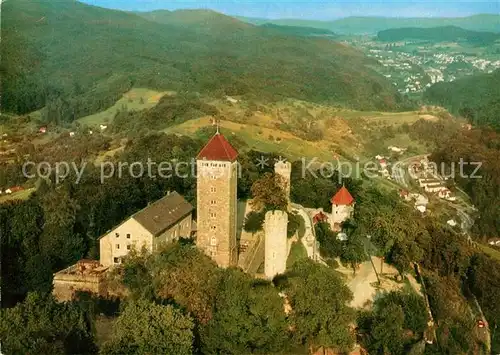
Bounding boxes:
393 154 490 353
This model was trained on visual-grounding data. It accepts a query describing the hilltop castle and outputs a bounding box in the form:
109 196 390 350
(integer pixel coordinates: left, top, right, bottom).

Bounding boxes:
52 131 355 300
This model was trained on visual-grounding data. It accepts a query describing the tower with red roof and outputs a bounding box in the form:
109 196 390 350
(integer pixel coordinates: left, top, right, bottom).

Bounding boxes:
330 186 355 231
196 131 239 268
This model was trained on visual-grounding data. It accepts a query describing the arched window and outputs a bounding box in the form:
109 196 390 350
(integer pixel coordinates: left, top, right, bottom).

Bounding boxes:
210 236 217 246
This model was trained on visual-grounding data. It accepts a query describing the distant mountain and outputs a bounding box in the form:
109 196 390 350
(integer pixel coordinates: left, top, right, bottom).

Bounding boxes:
424 69 500 129
258 24 337 37
135 9 254 32
137 10 336 38
377 26 500 45
238 14 500 34
2 2 409 122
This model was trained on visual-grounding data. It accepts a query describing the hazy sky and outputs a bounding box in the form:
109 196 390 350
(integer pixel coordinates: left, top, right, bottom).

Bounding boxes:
80 0 499 20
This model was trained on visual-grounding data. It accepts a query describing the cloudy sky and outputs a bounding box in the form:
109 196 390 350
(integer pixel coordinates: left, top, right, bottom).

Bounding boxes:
80 0 499 20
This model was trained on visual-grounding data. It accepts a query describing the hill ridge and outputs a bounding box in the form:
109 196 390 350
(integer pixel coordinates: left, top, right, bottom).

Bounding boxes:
2 0 411 122
237 13 500 34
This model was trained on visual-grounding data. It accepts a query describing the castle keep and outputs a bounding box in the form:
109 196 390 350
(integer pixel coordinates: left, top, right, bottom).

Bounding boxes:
196 132 239 268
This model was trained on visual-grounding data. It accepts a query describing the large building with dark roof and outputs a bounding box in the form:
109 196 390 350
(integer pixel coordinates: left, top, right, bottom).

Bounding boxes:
99 191 194 267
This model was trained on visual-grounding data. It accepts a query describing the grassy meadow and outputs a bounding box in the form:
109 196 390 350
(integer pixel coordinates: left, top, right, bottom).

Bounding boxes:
77 89 176 127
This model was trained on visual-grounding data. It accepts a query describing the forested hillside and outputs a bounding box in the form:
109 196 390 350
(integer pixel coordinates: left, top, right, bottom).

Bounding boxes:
238 14 500 34
2 1 410 124
377 26 500 45
424 69 500 130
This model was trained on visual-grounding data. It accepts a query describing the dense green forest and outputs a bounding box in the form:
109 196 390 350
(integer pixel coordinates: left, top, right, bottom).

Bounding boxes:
431 128 500 238
2 1 411 125
423 69 500 130
377 26 500 45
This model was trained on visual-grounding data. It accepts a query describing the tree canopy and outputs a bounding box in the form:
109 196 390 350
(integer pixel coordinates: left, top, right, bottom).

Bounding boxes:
101 299 194 355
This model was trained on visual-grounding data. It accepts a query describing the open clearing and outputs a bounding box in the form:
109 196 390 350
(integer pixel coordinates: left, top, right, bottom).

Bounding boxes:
165 117 333 161
77 88 175 126
336 256 423 309
0 188 36 203
478 244 500 262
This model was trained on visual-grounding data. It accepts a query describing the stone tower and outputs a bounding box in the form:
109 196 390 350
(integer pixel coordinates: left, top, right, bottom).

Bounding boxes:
196 132 239 268
330 185 355 231
274 160 292 209
264 210 289 279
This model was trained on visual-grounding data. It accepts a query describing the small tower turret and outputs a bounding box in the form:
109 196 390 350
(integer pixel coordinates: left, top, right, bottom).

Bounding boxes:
330 186 355 231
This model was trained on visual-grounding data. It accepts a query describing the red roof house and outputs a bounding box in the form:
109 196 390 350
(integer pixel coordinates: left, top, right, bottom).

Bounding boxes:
10 186 24 193
197 132 238 162
331 186 354 206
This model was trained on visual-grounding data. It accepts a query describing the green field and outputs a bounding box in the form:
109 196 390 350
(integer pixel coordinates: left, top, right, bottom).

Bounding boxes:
165 117 333 161
77 88 175 127
478 244 500 262
0 188 36 203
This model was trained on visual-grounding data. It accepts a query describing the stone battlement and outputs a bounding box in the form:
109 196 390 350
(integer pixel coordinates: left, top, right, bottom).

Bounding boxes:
264 209 288 224
52 259 110 302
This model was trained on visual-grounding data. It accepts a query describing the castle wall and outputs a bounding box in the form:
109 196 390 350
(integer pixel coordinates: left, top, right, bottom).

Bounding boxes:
196 160 238 268
264 210 289 279
52 262 109 302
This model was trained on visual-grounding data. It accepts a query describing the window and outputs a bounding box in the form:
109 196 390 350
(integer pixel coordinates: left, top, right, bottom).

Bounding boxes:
210 200 216 205
210 187 216 193
211 175 217 180
126 233 131 239
127 244 131 250
115 233 119 238
210 212 217 218
113 257 120 264
210 236 217 246
211 225 217 230
116 244 120 249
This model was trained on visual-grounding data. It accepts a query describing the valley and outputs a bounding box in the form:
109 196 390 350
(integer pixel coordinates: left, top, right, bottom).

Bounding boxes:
344 31 500 95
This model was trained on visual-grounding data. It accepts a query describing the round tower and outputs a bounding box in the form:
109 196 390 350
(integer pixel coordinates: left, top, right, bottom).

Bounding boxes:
264 210 289 279
274 160 292 209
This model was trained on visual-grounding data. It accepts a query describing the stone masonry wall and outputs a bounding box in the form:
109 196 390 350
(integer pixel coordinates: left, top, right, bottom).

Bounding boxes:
196 160 238 268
